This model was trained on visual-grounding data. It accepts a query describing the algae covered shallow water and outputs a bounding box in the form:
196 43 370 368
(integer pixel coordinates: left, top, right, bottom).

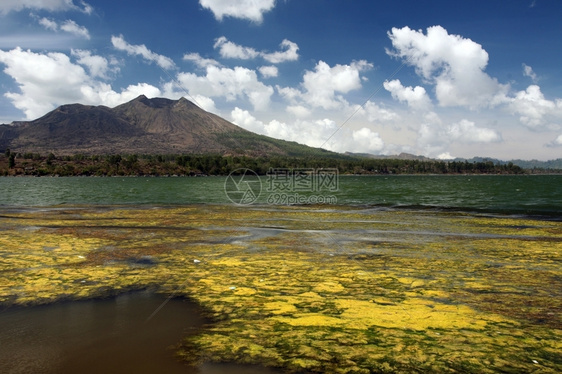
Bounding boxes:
0 175 561 373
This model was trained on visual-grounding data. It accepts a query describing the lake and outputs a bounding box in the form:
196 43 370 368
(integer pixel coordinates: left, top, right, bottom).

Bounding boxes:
1 175 560 217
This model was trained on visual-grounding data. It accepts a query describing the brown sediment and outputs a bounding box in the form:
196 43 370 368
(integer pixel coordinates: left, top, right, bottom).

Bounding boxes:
0 205 561 373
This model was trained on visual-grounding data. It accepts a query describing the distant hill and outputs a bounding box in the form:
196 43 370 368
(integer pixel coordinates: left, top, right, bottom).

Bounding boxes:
347 152 562 170
345 152 432 161
454 157 562 170
0 95 335 157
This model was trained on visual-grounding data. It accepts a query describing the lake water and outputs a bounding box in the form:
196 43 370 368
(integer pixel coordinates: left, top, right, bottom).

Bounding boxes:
0 291 283 374
1 174 560 217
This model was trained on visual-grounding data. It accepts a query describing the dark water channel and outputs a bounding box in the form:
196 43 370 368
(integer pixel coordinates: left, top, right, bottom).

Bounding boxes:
0 291 283 374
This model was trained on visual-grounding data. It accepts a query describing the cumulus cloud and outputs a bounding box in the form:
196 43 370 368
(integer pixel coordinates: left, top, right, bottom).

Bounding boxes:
213 37 299 63
417 122 447 157
286 105 311 118
182 52 220 68
280 60 372 110
447 119 501 143
415 113 501 157
387 25 508 109
258 65 278 78
190 94 217 113
351 128 385 153
383 79 431 111
355 101 399 124
71 49 117 79
199 0 275 23
0 47 160 119
111 35 176 70
508 85 562 129
436 152 454 160
0 0 92 14
262 39 299 63
168 65 274 111
214 36 259 60
383 24 562 157
523 63 538 83
230 107 385 153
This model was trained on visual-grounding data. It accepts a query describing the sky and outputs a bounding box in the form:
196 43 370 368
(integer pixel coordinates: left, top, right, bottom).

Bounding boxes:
0 0 561 160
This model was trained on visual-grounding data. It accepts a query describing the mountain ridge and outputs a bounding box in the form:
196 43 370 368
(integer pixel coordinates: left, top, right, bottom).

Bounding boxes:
0 95 334 157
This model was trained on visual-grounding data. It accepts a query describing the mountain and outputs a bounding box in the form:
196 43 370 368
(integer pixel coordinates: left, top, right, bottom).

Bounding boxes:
0 95 334 157
453 156 562 170
345 152 432 161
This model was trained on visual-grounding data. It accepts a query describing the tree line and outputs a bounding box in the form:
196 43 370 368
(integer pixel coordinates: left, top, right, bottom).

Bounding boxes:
0 150 533 177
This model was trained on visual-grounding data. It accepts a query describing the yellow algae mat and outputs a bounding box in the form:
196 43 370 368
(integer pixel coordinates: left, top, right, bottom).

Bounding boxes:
1 205 561 373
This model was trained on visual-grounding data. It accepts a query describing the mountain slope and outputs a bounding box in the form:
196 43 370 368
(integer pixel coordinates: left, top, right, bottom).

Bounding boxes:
0 96 332 157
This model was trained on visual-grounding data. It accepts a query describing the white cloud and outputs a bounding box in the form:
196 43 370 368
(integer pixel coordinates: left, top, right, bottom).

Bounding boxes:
387 25 508 109
60 19 90 39
214 36 259 60
416 113 501 157
182 52 220 68
417 122 447 157
0 47 91 118
38 17 58 31
79 1 93 15
190 95 217 113
258 65 278 78
437 152 454 160
286 105 311 118
231 107 266 134
262 39 299 63
0 47 160 119
231 107 385 153
358 101 399 124
508 85 562 129
383 79 431 111
87 83 161 108
447 119 501 143
523 63 538 83
71 49 117 79
351 128 385 153
213 37 299 63
0 0 92 14
283 60 372 110
170 65 274 111
36 17 90 39
111 35 176 70
199 0 275 23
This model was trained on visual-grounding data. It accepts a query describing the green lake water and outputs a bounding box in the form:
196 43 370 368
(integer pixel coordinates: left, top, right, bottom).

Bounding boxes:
1 175 560 217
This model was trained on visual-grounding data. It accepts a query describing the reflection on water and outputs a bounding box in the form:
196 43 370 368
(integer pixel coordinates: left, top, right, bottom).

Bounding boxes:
0 291 283 374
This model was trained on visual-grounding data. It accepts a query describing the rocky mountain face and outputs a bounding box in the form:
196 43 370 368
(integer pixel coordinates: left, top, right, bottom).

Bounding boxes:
0 95 324 156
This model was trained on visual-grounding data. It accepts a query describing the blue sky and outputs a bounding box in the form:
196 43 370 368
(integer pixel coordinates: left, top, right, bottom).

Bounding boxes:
1 0 561 160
